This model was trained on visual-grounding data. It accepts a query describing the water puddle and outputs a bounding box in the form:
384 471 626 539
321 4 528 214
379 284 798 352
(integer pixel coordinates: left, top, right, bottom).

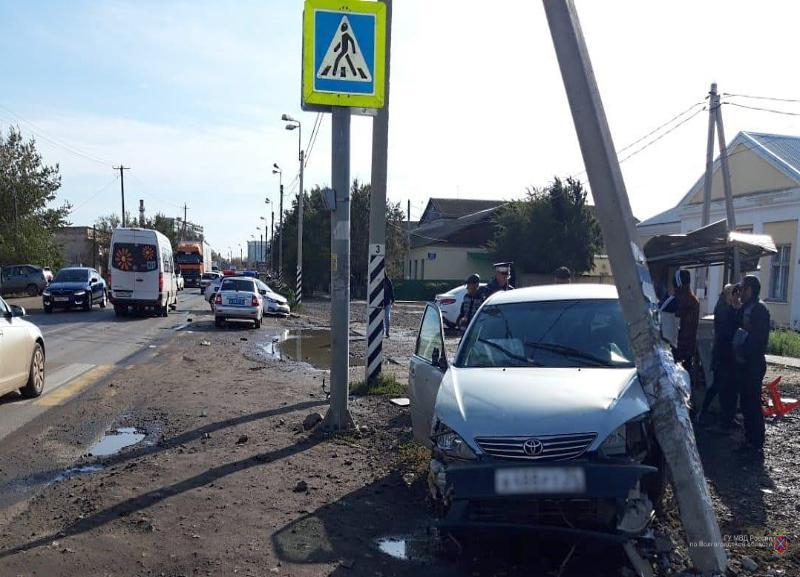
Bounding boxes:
88 427 146 457
53 464 104 483
376 536 432 562
260 329 364 369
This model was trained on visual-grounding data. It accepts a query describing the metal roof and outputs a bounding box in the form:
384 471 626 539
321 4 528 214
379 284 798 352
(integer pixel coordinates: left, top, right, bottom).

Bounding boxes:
745 132 800 179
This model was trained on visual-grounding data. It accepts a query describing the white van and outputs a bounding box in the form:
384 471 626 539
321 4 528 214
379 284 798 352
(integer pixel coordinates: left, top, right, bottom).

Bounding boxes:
108 228 178 317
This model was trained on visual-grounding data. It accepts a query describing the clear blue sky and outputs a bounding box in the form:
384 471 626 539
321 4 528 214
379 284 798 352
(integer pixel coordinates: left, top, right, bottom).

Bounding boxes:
3 1 800 254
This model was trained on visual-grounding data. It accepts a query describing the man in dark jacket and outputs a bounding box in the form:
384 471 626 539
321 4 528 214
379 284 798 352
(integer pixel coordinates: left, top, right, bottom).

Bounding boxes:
486 262 514 296
673 269 700 373
383 276 395 337
734 275 770 457
699 283 740 426
455 274 486 330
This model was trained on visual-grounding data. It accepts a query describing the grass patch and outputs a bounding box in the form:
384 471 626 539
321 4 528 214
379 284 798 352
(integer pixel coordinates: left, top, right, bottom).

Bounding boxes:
768 329 800 358
350 373 406 397
396 440 430 474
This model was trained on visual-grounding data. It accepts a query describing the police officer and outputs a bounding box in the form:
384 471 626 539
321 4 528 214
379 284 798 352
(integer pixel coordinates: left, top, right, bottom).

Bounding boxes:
733 275 770 459
486 262 514 296
455 274 485 329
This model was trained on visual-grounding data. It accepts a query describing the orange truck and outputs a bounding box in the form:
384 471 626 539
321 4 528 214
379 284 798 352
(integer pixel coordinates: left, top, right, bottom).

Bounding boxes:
175 240 209 288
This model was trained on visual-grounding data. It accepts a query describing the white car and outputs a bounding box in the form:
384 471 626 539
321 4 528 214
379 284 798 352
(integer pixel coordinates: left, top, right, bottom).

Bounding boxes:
204 276 224 308
255 280 290 316
0 297 45 399
434 283 487 327
214 276 263 329
409 284 668 541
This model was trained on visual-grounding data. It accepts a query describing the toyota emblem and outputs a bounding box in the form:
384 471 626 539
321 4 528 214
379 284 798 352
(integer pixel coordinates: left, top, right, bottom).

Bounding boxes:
522 438 544 456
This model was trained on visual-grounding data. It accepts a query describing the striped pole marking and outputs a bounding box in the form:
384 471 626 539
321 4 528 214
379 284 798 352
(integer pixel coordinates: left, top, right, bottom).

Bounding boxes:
366 244 385 384
296 265 303 306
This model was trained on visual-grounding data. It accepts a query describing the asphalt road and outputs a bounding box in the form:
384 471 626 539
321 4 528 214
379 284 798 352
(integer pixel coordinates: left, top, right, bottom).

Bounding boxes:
0 290 209 442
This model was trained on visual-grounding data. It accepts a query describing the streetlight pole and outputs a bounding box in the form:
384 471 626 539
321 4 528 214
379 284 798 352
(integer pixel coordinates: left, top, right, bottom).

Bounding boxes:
272 164 284 282
283 114 304 305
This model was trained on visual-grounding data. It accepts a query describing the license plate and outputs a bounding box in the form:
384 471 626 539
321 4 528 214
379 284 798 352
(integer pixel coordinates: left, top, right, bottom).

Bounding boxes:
228 297 245 305
495 467 586 495
54 296 69 302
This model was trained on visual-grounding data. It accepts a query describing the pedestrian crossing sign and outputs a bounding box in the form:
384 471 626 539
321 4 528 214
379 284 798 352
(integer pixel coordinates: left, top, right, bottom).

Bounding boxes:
302 0 386 109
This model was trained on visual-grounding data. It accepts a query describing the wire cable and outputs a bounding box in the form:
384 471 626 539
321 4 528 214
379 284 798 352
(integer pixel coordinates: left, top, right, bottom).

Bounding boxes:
722 92 800 104
617 107 706 164
723 101 800 117
69 174 120 212
616 101 705 155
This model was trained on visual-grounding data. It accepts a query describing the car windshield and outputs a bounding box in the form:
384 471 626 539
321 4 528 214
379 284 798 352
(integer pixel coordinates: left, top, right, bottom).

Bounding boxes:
202 273 218 280
455 299 634 369
220 278 255 292
54 269 89 282
176 252 202 264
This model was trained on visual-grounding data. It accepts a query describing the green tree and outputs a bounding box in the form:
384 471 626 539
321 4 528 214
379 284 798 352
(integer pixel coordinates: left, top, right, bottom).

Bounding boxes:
490 177 602 276
0 127 71 267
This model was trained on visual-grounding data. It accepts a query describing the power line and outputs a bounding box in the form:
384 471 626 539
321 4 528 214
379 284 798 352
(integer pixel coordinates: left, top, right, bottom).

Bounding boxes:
0 104 112 167
617 107 706 164
70 174 120 212
723 92 800 104
723 101 800 117
617 101 705 155
304 113 323 168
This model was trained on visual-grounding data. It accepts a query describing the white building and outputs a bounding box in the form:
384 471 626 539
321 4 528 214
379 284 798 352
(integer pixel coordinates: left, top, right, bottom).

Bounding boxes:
638 131 800 328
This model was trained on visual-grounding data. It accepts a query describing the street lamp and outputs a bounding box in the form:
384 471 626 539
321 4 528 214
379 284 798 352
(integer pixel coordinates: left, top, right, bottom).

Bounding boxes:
283 113 304 305
272 164 283 281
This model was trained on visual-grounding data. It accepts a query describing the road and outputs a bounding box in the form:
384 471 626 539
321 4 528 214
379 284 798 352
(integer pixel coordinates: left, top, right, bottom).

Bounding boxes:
0 290 208 442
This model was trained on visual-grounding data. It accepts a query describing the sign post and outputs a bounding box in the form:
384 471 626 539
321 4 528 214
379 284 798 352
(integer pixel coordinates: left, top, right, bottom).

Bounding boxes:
302 0 387 431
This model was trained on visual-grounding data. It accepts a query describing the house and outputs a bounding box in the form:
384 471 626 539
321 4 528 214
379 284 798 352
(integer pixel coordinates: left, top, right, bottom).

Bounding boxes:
638 131 800 328
407 199 504 281
54 226 105 274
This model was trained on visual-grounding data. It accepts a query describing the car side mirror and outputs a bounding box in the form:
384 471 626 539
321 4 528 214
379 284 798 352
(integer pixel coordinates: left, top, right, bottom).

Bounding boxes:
9 304 26 317
90 278 98 284
260 289 267 295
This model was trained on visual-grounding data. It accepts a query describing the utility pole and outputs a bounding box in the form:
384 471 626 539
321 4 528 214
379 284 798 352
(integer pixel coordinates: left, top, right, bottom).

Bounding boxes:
699 83 717 302
322 106 355 431
543 1 726 573
406 199 411 279
272 165 283 281
283 114 305 305
182 203 188 240
366 0 393 385
113 165 130 227
714 93 740 282
92 225 97 269
139 199 145 227
270 210 275 273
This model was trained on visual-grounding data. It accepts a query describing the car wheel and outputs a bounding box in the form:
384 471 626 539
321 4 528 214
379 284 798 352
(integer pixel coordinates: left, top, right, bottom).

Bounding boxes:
83 293 93 311
99 290 107 308
254 317 261 329
44 306 53 314
26 284 39 297
215 317 224 328
21 343 45 398
114 304 126 317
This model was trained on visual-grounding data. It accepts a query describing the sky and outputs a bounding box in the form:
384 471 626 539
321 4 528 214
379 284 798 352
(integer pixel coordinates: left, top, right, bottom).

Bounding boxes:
3 0 800 255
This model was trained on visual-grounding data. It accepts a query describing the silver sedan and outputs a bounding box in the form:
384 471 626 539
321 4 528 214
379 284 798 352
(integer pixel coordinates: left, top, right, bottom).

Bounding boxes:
0 297 45 399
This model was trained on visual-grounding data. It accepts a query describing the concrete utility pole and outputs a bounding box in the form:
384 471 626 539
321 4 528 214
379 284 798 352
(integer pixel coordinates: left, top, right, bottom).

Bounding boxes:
322 106 355 431
139 199 145 227
699 83 717 301
406 199 411 279
366 0 393 384
273 165 284 281
113 165 130 227
542 1 727 573
713 94 740 282
92 225 97 269
283 114 304 305
182 203 189 240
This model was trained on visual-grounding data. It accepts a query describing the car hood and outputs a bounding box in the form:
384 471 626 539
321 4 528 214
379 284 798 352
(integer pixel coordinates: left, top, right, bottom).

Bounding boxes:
435 366 649 452
48 282 90 291
266 292 288 304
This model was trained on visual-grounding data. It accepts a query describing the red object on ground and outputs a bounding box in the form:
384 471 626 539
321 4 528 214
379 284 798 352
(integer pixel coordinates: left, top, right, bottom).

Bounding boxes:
761 376 800 417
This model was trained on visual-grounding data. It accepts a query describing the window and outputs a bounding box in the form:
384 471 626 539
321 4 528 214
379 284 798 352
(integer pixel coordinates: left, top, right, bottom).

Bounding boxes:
54 269 89 283
415 305 444 362
421 259 425 280
769 244 791 301
220 278 255 292
413 260 418 279
111 243 159 272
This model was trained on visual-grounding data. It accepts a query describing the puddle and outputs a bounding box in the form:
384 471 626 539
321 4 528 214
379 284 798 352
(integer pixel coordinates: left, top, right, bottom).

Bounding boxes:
53 464 104 483
89 427 146 457
376 536 432 562
260 329 364 369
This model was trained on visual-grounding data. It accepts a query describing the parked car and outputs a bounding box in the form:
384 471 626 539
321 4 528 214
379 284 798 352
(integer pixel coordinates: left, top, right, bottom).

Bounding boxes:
409 284 667 542
108 228 178 317
255 280 290 316
213 276 263 329
204 275 224 309
199 272 221 294
176 272 185 291
0 296 45 399
42 267 107 313
0 265 48 297
434 282 488 328
42 267 54 283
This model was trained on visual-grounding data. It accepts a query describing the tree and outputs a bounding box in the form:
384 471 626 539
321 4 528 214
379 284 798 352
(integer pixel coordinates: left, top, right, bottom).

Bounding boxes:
93 211 202 263
490 177 602 276
0 126 71 266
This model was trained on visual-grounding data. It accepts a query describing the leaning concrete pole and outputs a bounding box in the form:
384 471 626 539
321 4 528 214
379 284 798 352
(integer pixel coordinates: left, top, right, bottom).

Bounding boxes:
543 1 727 573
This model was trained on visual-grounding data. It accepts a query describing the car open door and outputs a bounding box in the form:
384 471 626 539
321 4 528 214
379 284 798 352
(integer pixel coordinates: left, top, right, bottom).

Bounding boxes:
409 303 448 446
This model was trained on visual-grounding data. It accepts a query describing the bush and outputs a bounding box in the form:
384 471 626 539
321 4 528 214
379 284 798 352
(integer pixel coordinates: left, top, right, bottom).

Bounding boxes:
767 330 800 358
350 373 406 397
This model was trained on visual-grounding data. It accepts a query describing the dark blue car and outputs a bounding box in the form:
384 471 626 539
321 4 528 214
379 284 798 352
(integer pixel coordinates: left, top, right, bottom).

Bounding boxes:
43 267 107 313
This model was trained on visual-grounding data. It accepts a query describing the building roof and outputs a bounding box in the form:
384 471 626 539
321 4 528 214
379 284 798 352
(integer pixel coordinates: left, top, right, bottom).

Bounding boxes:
419 198 504 224
637 206 682 228
411 205 501 249
745 132 800 179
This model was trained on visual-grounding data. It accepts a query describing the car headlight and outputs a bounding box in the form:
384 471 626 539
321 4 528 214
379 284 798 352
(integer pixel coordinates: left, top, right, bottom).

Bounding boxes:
73 290 86 296
600 424 627 456
433 422 477 461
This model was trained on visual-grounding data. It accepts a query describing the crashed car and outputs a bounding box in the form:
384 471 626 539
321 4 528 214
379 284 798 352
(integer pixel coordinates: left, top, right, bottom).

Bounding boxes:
409 284 667 541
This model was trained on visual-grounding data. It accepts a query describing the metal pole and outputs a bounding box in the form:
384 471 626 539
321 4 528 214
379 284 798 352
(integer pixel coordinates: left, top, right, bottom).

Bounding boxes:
260 233 263 263
279 180 284 281
271 211 275 274
114 165 129 227
322 106 355 431
714 99 740 281
406 199 411 279
366 0 392 385
298 146 305 305
542 1 726 573
92 225 97 269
